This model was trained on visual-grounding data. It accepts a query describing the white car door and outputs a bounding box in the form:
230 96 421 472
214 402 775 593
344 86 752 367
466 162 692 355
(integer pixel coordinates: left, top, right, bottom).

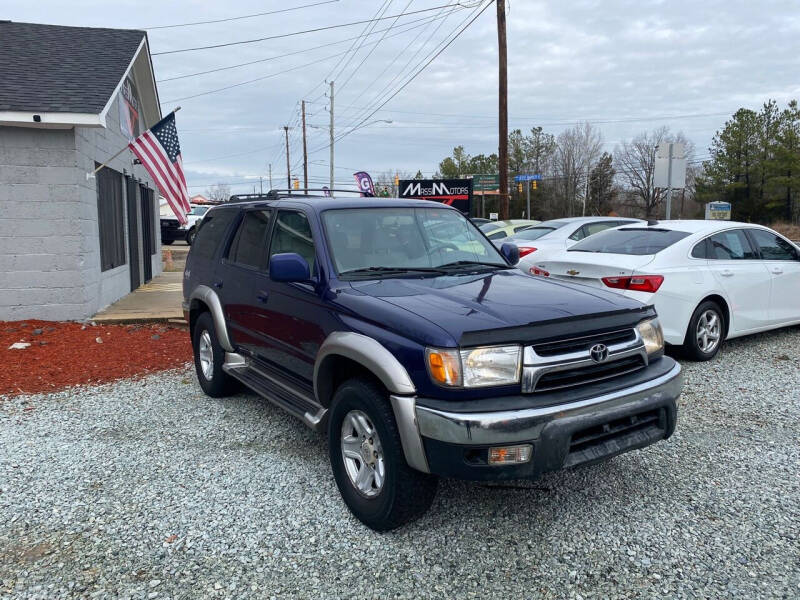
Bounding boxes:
701 229 773 334
745 228 800 324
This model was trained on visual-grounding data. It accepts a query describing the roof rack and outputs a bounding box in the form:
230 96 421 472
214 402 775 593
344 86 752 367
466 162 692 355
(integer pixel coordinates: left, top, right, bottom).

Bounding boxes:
227 188 366 203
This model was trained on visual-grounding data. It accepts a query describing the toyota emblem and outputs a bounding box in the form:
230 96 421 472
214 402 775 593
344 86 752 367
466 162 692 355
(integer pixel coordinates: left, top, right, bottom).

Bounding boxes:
590 343 609 363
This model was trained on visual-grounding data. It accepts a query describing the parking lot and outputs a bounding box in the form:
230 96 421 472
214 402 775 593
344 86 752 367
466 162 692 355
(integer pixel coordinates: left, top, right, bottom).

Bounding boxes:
1 328 798 599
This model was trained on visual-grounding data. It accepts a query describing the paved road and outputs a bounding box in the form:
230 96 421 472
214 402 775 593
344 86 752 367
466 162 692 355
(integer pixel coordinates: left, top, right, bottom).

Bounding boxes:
1 328 799 598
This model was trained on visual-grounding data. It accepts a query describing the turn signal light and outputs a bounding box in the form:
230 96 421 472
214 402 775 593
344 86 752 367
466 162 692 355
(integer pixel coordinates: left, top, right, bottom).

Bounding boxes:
529 266 550 277
518 247 537 258
488 444 533 465
602 275 664 293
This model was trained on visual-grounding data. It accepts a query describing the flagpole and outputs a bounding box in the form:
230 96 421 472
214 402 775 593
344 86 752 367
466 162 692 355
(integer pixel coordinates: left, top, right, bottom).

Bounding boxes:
88 106 182 178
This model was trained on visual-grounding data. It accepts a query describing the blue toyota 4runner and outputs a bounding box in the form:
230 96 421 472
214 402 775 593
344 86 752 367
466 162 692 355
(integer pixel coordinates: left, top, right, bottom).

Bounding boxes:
183 191 682 531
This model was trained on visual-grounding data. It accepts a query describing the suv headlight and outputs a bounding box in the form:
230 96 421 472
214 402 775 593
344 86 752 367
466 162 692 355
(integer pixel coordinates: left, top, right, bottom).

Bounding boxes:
637 318 664 356
426 345 521 388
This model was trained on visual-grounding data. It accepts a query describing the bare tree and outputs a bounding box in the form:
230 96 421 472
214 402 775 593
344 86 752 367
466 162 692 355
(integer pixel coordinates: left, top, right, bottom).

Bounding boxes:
206 182 231 203
555 121 603 216
615 127 695 218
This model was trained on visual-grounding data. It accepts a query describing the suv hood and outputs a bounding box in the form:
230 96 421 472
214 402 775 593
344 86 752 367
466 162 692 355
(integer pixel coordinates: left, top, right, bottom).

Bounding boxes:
345 269 648 346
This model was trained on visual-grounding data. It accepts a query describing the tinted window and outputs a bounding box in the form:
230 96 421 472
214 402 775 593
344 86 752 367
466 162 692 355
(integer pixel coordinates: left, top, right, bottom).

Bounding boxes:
704 230 757 260
270 211 316 272
479 223 501 233
487 230 507 240
192 209 237 261
512 226 557 241
691 238 709 258
229 210 272 268
569 228 691 255
513 225 531 233
748 229 798 260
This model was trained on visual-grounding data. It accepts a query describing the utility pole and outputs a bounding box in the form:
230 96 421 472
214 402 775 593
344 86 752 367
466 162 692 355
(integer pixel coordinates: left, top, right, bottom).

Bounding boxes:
583 163 590 216
525 179 530 219
259 176 263 195
301 100 309 190
665 142 674 219
268 163 273 190
284 126 291 191
496 0 509 219
329 81 335 191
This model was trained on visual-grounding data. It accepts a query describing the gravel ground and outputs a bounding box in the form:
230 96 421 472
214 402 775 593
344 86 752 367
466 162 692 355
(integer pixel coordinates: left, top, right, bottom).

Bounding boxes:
1 328 799 599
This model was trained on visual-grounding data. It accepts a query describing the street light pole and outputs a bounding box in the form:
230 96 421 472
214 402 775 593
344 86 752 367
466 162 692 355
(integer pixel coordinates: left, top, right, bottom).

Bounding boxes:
497 0 509 220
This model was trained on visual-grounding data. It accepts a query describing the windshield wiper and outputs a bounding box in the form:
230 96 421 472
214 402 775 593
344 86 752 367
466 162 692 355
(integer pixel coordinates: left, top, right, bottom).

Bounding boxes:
340 266 448 278
437 260 507 270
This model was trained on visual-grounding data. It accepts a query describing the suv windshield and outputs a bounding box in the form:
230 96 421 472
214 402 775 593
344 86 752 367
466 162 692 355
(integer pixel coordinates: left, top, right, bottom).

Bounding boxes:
569 227 690 255
323 207 507 277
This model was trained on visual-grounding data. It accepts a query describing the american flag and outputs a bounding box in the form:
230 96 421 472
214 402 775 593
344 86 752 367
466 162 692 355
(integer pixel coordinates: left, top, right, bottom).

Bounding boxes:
128 112 190 225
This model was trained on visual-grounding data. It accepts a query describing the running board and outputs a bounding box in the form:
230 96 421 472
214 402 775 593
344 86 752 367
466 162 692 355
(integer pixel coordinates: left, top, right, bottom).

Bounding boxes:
223 353 327 432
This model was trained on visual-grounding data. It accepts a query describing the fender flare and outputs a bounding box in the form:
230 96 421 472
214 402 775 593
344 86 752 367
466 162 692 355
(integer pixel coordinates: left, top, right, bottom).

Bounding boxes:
313 331 416 401
188 285 234 352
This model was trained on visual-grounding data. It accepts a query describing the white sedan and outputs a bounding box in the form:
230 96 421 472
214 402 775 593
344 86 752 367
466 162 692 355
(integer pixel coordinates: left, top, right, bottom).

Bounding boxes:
505 216 643 270
531 220 800 360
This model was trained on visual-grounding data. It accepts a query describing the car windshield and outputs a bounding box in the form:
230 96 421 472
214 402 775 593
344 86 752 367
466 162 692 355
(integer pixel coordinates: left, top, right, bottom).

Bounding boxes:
189 206 209 216
323 207 508 277
569 227 690 255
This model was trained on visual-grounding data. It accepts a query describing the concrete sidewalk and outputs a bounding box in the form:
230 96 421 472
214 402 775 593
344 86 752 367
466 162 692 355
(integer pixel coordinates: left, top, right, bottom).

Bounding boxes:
93 270 185 324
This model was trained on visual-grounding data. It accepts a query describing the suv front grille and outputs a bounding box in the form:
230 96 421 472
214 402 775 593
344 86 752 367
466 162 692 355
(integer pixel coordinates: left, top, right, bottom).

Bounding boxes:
534 355 646 392
521 327 647 394
532 328 635 357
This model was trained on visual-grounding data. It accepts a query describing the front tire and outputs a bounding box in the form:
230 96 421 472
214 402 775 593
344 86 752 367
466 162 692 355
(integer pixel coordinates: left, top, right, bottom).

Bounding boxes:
328 378 438 531
192 312 236 397
682 301 725 361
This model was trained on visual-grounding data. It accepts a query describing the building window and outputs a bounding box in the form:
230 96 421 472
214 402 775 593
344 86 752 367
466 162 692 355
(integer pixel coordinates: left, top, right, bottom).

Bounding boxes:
95 163 126 271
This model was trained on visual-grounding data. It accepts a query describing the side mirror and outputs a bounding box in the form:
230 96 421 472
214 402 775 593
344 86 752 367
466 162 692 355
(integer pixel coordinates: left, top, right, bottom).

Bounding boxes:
269 252 310 282
500 242 520 266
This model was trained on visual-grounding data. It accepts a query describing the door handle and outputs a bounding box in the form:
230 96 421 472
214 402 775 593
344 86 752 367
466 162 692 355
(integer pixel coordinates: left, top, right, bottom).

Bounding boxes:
213 280 223 289
720 269 733 277
256 291 269 303
770 266 783 275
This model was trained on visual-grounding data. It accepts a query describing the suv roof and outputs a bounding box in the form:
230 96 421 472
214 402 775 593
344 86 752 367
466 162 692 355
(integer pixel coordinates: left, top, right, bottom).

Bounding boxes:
213 190 463 213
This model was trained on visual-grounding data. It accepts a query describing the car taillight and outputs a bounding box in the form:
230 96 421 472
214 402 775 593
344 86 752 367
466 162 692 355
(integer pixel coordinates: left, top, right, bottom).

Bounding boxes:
529 266 550 277
601 275 664 293
518 247 537 257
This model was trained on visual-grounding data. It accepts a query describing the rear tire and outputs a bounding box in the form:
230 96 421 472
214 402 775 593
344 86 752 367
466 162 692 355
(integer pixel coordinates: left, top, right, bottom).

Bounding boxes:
328 378 438 531
185 228 196 245
192 312 236 397
682 301 725 361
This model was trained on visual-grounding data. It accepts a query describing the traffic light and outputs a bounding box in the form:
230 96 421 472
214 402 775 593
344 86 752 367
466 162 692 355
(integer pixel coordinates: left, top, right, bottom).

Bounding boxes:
532 181 538 190
292 178 300 190
517 183 523 193
394 174 399 186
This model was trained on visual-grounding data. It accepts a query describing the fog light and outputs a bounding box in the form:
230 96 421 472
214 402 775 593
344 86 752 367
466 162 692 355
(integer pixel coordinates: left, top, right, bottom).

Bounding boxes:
488 444 532 465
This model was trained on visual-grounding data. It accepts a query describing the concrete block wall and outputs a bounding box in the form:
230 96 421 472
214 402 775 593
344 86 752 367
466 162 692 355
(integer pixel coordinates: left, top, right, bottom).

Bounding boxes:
0 125 92 320
0 95 162 321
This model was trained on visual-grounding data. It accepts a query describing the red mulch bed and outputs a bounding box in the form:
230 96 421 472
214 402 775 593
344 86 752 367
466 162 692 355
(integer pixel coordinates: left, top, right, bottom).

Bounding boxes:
2 320 193 397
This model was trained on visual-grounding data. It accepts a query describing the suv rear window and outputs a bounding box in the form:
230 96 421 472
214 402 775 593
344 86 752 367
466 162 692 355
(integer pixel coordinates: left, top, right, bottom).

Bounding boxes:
191 209 237 260
569 228 690 256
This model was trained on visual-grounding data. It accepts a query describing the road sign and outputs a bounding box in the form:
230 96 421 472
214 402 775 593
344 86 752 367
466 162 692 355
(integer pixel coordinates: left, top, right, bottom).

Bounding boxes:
654 142 686 189
705 202 731 220
514 174 542 182
472 174 499 189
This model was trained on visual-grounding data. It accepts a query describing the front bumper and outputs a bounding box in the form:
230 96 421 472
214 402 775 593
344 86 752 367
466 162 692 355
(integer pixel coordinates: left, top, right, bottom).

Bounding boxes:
400 358 681 480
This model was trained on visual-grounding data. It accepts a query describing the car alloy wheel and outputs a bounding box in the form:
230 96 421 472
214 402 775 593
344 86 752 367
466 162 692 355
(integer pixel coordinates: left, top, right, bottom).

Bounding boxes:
198 330 214 381
340 410 385 498
695 309 721 354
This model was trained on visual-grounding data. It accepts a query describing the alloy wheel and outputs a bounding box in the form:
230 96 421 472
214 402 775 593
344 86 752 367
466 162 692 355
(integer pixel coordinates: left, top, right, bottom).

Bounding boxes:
198 330 214 380
340 410 385 498
696 309 721 354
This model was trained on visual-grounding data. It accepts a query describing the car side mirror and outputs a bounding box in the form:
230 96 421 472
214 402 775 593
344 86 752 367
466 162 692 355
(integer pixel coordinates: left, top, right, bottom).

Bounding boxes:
500 242 520 266
270 252 310 282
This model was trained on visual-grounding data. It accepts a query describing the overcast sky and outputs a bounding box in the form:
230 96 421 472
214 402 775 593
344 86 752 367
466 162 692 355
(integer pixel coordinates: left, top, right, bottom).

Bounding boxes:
6 0 800 195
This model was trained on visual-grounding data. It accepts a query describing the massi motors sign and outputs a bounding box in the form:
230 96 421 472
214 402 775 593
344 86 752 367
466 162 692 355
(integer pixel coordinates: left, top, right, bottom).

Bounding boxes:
398 178 473 214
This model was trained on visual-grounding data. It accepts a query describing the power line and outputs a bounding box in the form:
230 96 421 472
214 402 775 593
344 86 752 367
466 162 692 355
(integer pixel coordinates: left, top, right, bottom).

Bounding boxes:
142 0 340 30
156 7 462 83
316 0 493 153
152 3 467 56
